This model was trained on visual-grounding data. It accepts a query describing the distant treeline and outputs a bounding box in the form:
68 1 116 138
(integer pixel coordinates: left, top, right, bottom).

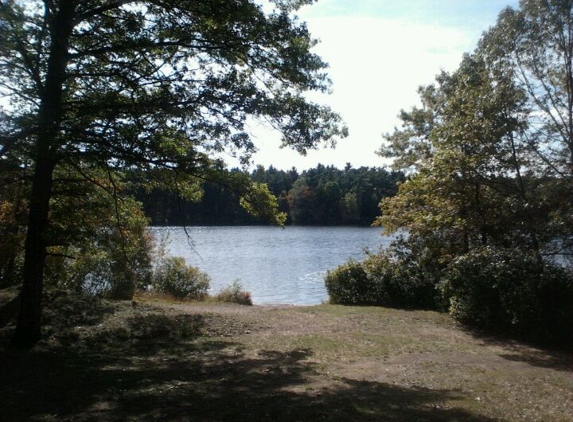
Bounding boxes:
135 164 404 226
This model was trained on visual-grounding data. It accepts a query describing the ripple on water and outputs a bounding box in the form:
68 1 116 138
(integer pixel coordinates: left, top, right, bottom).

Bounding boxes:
151 226 394 305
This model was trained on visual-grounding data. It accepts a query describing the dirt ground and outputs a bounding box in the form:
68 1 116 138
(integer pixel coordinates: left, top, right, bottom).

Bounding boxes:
1 293 572 421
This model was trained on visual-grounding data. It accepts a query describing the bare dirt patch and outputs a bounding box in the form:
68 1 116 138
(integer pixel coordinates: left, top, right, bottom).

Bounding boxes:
1 294 572 421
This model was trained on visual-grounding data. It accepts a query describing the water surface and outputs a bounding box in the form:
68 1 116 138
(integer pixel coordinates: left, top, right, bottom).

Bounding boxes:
153 226 393 305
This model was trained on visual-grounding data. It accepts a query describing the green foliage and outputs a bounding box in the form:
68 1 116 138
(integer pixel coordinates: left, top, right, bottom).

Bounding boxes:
286 164 404 226
325 260 372 305
239 181 287 226
0 162 27 288
480 0 573 179
45 185 154 300
327 242 573 345
215 280 253 306
363 250 439 310
0 165 157 300
325 250 437 309
441 247 573 346
152 257 210 301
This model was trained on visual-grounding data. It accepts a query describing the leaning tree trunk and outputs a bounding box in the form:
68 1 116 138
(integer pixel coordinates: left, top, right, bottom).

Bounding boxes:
12 1 76 348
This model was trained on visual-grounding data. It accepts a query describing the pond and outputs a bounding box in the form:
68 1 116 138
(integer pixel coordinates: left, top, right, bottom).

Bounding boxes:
152 226 395 305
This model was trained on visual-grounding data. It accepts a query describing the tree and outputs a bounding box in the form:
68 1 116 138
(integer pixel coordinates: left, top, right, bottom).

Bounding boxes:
379 51 551 265
0 0 347 346
478 0 573 255
379 42 569 262
369 0 573 341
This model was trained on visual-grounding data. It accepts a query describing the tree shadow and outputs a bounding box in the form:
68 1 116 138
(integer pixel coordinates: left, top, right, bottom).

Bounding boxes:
497 349 573 372
2 337 496 421
41 290 117 330
495 343 573 372
461 325 573 373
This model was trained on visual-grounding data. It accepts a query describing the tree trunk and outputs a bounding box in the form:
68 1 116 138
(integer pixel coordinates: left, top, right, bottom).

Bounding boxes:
12 1 76 348
12 157 56 347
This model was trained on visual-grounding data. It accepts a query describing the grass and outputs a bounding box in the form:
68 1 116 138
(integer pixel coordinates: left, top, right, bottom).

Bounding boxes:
1 291 572 421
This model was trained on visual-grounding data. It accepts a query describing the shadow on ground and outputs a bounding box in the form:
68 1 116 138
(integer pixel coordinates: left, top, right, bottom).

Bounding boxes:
1 314 496 422
497 345 573 372
461 325 573 373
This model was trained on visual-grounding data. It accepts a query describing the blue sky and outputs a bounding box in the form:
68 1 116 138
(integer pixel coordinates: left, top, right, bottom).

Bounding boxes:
246 0 520 171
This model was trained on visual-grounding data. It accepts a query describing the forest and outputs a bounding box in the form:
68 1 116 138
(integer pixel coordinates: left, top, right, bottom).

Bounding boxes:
134 164 404 226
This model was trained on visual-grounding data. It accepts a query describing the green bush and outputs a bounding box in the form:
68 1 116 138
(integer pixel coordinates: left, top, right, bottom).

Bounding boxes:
441 247 573 346
325 252 439 309
364 252 439 309
215 280 253 305
152 257 210 300
325 260 374 305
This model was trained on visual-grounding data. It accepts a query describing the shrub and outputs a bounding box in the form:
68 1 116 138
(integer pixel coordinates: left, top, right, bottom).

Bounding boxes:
325 260 374 305
364 252 439 309
325 252 439 309
215 280 253 305
152 257 210 300
441 247 573 346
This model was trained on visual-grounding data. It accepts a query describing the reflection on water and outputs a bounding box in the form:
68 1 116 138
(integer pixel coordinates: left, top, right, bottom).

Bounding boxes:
151 226 394 305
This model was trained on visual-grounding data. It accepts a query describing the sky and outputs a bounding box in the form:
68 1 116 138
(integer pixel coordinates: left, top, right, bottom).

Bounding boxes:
242 0 520 171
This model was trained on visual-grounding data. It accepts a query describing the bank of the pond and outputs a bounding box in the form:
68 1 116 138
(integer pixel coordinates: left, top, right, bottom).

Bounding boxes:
1 294 572 422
